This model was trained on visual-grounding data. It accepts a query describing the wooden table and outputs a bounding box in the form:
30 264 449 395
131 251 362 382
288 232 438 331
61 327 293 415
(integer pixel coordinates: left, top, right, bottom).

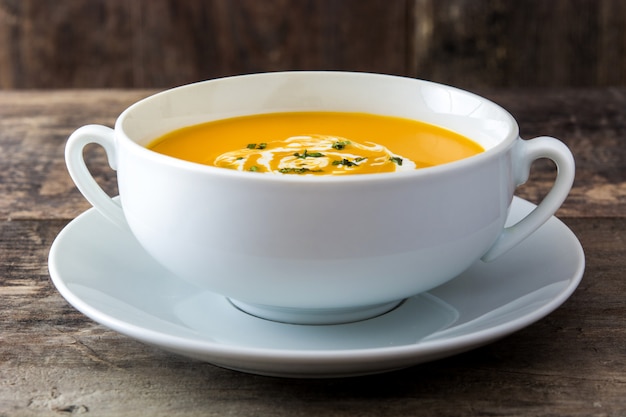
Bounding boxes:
0 88 624 416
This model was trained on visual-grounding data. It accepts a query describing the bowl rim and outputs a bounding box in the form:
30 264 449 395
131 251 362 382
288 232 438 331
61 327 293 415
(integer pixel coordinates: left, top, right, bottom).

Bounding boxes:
115 71 520 184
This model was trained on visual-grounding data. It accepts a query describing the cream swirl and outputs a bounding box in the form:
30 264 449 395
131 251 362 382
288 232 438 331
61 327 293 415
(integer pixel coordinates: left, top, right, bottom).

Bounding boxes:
214 135 416 175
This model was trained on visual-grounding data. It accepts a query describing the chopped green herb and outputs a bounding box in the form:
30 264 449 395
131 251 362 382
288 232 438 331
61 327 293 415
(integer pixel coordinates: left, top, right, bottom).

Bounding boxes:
278 167 322 174
355 157 367 162
390 156 403 166
332 140 351 150
332 158 358 167
247 143 267 150
236 157 244 160
249 166 259 172
294 150 324 159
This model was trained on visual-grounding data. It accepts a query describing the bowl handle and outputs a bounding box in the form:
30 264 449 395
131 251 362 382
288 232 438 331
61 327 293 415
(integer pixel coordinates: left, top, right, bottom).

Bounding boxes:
65 124 129 231
482 136 575 261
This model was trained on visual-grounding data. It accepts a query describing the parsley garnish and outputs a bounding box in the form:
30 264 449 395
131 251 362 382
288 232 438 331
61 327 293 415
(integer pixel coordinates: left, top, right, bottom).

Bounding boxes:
246 143 267 150
278 167 322 174
332 140 351 150
390 156 403 166
294 150 324 159
333 158 358 167
249 166 259 172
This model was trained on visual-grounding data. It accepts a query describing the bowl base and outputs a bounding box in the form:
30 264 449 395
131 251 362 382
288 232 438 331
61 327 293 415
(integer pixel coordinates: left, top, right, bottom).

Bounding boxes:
227 298 405 325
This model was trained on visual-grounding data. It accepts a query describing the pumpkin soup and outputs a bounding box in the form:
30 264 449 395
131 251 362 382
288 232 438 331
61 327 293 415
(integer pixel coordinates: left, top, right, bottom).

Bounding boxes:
148 112 483 175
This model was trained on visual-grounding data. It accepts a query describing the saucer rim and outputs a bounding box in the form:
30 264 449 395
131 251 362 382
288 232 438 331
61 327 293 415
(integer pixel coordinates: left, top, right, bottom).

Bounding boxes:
48 197 585 373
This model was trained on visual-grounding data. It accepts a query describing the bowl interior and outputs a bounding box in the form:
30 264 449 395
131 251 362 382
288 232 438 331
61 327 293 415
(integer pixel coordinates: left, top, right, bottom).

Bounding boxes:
120 72 518 153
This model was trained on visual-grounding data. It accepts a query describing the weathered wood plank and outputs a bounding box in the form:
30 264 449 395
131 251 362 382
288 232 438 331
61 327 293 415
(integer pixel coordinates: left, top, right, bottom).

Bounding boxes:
0 0 409 89
411 0 626 89
0 1 135 88
135 0 410 84
0 88 623 221
1 0 626 89
0 90 152 220
482 88 626 217
0 87 624 414
0 218 624 416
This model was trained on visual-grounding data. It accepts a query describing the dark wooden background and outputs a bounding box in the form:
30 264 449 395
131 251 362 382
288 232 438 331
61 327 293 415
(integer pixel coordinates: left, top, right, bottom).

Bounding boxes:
1 0 625 91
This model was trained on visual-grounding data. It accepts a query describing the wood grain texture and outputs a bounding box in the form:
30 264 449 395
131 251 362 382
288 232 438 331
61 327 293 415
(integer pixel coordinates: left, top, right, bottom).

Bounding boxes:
482 87 626 217
1 88 623 221
0 90 151 220
0 0 409 89
411 0 626 89
0 219 624 416
1 0 625 89
0 89 624 415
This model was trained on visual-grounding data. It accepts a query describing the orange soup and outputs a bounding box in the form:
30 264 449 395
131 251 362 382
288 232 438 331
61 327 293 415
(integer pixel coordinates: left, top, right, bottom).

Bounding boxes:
148 112 484 175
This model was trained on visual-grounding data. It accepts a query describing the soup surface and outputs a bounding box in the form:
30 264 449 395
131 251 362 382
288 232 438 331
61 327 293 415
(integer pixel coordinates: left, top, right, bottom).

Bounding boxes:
148 112 483 175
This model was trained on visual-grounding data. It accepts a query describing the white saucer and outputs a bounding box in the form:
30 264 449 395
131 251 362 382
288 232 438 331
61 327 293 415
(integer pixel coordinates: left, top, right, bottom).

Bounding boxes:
48 197 584 378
